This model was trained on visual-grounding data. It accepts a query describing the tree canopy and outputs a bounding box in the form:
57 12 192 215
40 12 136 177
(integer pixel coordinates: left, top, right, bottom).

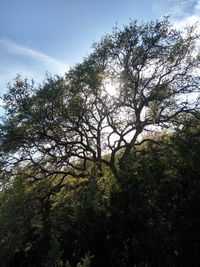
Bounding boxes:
0 17 200 189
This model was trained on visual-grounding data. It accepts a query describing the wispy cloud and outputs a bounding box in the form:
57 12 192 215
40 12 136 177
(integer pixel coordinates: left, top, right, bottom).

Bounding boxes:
171 0 200 29
0 37 68 75
169 0 196 17
153 0 200 28
0 37 69 95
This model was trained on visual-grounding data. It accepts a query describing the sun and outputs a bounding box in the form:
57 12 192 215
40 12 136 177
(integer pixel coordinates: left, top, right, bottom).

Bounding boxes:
104 79 117 96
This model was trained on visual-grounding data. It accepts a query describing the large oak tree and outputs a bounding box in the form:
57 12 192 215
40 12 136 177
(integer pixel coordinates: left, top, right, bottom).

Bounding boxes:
0 18 200 189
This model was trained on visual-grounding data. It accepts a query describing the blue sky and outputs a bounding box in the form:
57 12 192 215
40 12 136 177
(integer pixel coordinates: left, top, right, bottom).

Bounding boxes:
0 0 200 95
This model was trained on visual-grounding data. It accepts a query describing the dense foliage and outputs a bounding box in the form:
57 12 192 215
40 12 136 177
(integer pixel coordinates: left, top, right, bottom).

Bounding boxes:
0 18 200 266
0 123 200 266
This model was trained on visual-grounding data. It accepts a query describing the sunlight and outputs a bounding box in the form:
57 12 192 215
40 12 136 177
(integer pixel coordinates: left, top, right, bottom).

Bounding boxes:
104 80 117 96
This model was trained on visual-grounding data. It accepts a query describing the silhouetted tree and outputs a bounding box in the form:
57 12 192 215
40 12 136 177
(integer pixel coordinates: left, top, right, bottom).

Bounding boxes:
0 18 199 190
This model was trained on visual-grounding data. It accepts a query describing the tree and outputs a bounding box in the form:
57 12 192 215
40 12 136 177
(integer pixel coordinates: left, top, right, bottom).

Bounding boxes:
0 18 199 189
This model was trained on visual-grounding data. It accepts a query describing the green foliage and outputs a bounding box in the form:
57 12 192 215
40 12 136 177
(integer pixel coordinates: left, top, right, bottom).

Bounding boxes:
1 121 200 266
76 253 93 267
65 253 93 267
0 176 31 265
0 18 200 267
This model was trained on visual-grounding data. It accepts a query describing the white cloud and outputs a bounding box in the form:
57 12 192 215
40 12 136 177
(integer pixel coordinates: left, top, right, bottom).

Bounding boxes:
0 37 69 98
153 0 200 29
173 15 199 31
169 0 200 29
0 37 68 75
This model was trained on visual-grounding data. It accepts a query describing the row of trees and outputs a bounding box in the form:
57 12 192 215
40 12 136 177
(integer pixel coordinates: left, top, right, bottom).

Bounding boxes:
0 18 200 266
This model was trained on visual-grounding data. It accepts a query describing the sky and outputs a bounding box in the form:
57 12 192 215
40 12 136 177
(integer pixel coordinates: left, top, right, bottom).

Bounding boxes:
0 0 200 95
